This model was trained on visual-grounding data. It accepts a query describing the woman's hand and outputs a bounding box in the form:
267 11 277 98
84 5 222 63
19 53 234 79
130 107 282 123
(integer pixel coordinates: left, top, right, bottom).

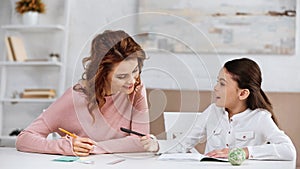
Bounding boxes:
205 148 230 158
140 134 159 152
72 137 97 156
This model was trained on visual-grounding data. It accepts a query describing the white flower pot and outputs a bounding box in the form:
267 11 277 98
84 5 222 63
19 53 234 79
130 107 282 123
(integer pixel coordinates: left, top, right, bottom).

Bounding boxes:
22 11 39 25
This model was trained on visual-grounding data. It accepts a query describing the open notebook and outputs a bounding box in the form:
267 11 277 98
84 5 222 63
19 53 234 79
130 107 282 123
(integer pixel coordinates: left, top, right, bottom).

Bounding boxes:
158 153 228 162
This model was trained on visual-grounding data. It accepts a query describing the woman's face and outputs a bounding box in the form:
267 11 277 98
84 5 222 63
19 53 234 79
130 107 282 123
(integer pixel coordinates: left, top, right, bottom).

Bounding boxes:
214 68 241 109
107 58 139 95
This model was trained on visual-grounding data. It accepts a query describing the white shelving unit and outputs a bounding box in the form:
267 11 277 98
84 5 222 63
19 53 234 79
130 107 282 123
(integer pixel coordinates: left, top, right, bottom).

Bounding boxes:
0 0 70 146
1 25 65 31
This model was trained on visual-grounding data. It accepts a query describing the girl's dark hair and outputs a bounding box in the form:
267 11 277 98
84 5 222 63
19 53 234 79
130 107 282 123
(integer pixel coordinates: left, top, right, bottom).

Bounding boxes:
73 30 146 121
224 58 278 125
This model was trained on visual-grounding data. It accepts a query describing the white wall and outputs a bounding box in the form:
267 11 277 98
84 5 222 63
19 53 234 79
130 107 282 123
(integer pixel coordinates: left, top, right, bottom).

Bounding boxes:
66 0 300 92
1 0 299 92
66 0 138 88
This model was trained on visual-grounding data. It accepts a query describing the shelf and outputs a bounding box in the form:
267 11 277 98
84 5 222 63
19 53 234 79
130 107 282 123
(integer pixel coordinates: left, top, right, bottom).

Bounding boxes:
0 0 70 139
0 61 62 66
0 98 56 103
1 24 65 32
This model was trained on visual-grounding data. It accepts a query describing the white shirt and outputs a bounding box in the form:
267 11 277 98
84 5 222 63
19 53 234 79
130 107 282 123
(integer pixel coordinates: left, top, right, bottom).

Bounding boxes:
179 104 296 160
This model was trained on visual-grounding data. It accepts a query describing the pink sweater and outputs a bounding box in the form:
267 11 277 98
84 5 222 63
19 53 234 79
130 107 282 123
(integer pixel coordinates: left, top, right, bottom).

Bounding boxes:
16 84 149 155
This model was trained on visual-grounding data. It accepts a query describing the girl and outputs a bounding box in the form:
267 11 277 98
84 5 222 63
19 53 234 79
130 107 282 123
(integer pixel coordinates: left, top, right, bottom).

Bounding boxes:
16 30 152 156
141 58 296 160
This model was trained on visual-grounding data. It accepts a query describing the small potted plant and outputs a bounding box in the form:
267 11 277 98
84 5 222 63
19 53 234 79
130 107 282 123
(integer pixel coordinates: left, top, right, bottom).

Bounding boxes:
15 0 46 25
49 53 60 62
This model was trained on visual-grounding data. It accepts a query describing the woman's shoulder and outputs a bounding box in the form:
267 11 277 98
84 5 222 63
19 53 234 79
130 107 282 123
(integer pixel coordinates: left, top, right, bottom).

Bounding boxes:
57 87 73 101
56 84 86 103
42 87 77 113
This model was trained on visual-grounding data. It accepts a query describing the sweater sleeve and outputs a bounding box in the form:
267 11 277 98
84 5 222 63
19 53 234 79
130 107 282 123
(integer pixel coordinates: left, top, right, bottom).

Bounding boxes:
16 88 75 155
247 112 296 160
92 84 150 154
92 136 146 153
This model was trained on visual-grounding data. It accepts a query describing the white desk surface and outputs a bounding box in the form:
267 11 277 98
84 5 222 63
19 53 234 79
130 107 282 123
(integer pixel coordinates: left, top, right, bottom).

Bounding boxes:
0 147 295 169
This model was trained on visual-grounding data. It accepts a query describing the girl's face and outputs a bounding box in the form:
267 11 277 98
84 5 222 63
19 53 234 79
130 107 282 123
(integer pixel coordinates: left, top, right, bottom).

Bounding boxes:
107 58 139 95
214 68 241 109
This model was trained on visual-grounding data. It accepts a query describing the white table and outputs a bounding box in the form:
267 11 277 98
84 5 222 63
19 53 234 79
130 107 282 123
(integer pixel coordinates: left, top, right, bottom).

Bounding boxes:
0 147 295 169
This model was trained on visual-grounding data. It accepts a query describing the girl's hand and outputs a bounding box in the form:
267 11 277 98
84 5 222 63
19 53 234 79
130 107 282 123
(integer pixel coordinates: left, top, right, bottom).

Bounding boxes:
72 137 97 156
205 148 230 158
140 134 159 152
206 147 249 159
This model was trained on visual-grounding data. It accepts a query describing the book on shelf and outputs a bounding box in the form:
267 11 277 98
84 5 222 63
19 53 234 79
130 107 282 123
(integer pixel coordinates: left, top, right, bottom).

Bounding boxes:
4 36 15 61
24 58 49 62
158 153 229 162
24 88 56 92
21 88 56 99
21 95 55 99
4 36 28 62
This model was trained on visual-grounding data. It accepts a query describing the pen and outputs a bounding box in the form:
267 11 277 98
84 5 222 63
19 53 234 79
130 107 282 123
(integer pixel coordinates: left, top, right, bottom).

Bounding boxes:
58 127 77 138
120 127 146 137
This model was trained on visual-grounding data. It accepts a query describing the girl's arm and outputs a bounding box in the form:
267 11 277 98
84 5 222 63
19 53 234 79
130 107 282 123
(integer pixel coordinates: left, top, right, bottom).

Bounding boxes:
157 105 212 154
247 112 296 160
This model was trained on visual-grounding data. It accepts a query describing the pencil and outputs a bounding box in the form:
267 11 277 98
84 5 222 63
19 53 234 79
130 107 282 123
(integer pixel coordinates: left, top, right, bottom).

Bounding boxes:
107 158 126 165
58 127 77 138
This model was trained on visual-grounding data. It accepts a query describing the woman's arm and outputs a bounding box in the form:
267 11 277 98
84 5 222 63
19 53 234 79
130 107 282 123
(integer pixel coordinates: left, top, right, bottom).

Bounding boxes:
16 116 74 155
16 88 75 155
92 135 146 153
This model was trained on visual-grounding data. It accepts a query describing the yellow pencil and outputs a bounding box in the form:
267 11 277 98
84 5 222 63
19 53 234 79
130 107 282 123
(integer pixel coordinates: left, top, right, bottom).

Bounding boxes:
58 127 77 138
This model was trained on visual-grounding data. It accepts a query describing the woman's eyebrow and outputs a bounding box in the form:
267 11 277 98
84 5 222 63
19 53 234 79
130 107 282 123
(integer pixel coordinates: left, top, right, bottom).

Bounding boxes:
133 65 138 70
219 77 227 82
116 65 139 76
116 73 128 76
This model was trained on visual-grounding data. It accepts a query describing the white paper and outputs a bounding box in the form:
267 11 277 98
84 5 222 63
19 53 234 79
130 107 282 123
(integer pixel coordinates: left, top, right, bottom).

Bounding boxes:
158 153 228 162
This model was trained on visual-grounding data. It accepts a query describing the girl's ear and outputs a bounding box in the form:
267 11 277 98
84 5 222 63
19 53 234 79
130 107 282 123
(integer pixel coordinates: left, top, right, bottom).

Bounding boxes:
239 89 250 100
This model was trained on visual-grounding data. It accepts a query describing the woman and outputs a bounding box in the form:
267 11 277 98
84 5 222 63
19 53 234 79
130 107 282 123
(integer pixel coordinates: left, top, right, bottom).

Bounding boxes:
16 30 151 156
141 58 296 160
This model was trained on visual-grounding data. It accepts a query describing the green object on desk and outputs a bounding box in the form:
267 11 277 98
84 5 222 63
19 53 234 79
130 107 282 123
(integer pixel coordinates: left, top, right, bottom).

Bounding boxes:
228 148 246 166
53 156 79 162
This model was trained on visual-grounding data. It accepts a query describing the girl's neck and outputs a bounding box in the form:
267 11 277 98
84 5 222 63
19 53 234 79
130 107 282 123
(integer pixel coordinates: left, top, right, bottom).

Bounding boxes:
226 104 248 118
